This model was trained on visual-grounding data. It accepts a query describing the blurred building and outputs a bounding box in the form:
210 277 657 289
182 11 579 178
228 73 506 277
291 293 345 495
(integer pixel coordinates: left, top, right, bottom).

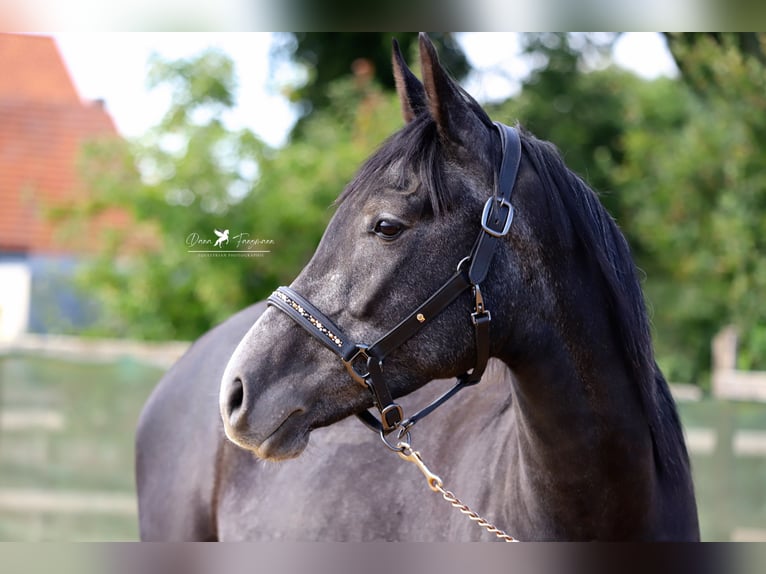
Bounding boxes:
0 33 119 340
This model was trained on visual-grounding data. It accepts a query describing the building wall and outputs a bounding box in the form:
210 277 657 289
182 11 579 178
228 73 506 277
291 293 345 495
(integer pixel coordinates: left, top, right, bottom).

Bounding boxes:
0 257 31 341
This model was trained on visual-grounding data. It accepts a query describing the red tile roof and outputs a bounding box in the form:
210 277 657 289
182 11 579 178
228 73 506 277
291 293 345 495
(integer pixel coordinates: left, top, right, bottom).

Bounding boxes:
0 33 122 255
0 34 80 104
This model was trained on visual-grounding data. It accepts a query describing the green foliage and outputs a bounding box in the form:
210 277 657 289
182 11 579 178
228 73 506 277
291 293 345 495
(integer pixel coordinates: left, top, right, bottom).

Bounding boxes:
487 55 635 217
63 49 402 340
615 35 766 378
664 33 766 96
278 33 468 135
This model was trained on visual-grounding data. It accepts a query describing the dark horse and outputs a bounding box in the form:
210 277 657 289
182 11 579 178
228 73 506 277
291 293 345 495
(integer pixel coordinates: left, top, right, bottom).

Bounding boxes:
136 35 699 541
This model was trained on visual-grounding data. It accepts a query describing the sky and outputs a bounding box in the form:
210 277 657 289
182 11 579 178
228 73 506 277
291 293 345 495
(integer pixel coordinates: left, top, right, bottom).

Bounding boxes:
53 33 678 148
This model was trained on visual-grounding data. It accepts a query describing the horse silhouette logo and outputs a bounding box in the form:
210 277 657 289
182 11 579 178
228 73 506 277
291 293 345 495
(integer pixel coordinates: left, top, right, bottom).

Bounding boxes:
214 229 229 248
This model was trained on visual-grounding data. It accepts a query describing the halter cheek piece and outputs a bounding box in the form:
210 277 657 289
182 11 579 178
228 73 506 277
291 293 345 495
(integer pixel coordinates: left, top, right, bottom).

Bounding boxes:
267 123 521 440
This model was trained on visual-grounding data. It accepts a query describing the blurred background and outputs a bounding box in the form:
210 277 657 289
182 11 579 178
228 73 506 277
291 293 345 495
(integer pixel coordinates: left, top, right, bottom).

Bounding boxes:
0 32 765 541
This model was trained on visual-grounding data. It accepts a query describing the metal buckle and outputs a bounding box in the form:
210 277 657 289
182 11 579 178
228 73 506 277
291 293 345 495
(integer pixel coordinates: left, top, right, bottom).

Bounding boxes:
342 344 370 385
481 196 514 238
380 403 404 432
471 309 492 325
471 283 491 324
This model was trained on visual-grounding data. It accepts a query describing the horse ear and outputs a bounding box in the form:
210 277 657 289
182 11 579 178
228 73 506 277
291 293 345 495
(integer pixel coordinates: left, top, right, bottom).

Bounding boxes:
419 32 484 146
392 38 426 123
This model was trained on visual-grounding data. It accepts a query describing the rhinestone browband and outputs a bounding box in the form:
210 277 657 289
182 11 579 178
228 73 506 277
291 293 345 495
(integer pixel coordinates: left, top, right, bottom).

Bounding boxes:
272 290 344 348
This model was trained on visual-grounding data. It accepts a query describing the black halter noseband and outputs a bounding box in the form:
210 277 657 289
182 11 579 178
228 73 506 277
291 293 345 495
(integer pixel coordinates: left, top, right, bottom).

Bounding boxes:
267 122 521 438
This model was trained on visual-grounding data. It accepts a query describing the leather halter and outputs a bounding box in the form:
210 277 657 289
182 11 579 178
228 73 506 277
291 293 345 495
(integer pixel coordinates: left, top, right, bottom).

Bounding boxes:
267 122 521 437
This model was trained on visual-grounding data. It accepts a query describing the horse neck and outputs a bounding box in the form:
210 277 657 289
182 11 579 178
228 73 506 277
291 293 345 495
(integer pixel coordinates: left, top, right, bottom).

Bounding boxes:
490 253 661 538
504 331 655 470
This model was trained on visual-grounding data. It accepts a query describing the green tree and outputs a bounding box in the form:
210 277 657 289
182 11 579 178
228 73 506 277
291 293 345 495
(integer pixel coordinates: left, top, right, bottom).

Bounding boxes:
616 35 766 379
663 33 766 94
276 32 468 136
487 33 633 240
58 48 403 340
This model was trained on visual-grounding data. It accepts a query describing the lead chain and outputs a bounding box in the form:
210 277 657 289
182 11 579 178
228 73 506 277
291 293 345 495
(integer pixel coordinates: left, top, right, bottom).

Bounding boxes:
397 442 518 542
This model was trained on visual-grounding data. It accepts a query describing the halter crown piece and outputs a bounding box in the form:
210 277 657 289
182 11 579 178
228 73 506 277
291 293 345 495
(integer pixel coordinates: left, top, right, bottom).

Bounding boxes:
267 123 521 439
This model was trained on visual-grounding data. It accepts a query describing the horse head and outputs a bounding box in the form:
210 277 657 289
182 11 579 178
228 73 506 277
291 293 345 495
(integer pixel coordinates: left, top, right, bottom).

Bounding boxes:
218 34 561 460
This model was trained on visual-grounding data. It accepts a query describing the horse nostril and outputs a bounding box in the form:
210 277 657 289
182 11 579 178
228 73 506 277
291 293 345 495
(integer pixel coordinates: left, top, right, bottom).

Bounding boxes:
227 377 245 423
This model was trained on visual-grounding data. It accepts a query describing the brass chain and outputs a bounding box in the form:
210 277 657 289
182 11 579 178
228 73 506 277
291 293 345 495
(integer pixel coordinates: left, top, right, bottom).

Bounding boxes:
396 442 518 542
432 483 517 542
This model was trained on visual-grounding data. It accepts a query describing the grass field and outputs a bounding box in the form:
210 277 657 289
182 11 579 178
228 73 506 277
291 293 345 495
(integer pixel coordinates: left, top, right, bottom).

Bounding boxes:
1 353 765 541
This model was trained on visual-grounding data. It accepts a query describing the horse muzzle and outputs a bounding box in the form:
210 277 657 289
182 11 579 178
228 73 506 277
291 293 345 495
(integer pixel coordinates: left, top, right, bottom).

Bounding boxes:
220 371 310 460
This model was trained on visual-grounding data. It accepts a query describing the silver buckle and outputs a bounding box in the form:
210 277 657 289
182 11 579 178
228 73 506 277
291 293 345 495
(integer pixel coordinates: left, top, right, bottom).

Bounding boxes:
471 283 491 324
481 196 514 238
471 309 492 325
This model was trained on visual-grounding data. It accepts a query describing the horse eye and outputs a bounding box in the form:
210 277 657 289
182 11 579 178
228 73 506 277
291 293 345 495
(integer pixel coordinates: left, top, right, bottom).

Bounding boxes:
373 219 402 239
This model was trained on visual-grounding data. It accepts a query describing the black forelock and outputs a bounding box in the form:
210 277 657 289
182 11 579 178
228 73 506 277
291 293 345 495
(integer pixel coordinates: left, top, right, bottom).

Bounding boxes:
336 114 451 216
336 93 496 217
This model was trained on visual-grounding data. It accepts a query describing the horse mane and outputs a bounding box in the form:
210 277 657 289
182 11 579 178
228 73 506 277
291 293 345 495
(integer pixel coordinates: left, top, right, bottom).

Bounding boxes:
518 131 690 474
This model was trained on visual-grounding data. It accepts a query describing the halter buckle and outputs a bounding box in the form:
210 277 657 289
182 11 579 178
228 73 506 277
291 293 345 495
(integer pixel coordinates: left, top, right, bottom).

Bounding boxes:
471 309 492 325
471 284 491 324
481 196 514 238
379 403 404 433
342 344 370 385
